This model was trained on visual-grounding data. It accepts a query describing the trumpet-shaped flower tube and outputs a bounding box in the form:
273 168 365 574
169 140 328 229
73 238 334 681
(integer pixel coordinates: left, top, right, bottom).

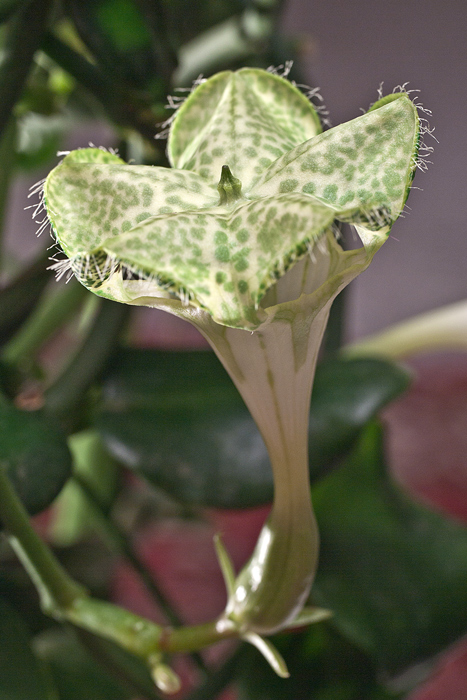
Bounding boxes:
42 68 421 664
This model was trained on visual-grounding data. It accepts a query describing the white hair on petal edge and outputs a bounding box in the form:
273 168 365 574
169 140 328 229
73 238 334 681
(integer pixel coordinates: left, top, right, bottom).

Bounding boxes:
27 143 121 241
85 142 120 155
48 254 74 283
26 177 52 238
266 61 294 78
294 82 331 128
155 74 206 141
391 84 436 174
373 82 436 175
268 61 331 128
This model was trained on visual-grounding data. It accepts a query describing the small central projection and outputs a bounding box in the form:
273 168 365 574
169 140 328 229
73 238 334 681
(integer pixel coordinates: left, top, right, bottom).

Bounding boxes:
217 165 243 205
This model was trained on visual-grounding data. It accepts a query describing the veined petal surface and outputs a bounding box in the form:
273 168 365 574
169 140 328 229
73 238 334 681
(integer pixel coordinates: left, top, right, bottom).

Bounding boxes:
45 149 218 259
168 68 322 189
43 73 421 331
102 194 336 328
251 93 418 238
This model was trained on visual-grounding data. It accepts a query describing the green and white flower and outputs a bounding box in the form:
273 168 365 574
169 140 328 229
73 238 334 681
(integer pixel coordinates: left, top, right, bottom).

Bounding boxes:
42 68 422 670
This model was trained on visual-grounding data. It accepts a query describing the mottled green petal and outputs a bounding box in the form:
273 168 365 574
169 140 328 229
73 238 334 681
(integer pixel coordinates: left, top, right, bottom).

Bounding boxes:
45 148 217 259
168 68 322 189
251 93 419 237
99 193 336 329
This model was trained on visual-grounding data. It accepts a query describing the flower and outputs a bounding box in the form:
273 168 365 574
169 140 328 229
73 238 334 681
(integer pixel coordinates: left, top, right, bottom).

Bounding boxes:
42 68 421 669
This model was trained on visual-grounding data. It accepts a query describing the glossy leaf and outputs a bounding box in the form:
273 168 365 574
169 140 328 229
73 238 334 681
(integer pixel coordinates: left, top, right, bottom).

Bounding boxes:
49 430 118 546
0 402 72 516
64 0 173 92
312 421 467 675
308 355 410 480
95 349 409 507
237 625 398 700
95 347 269 508
0 597 53 700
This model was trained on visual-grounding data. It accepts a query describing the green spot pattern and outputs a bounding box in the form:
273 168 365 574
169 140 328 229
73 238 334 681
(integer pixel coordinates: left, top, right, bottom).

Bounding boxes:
45 149 218 259
252 95 418 223
103 193 335 328
168 68 323 189
44 72 420 330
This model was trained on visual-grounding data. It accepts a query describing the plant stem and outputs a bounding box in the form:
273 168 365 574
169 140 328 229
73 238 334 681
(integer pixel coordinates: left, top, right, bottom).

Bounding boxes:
73 472 209 673
0 0 53 138
73 472 182 627
2 278 87 367
44 298 129 417
0 464 85 613
0 464 239 671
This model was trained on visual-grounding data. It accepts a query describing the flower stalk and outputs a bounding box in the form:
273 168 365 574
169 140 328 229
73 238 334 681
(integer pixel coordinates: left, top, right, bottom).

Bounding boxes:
23 67 424 683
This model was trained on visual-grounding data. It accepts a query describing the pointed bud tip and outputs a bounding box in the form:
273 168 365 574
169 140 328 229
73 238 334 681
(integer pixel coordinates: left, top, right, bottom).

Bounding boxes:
150 662 182 694
218 165 243 204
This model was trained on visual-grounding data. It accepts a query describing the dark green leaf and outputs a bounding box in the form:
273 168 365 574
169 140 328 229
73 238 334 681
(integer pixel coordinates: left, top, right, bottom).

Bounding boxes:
64 0 174 93
41 32 161 143
95 349 409 508
0 402 72 516
0 0 53 139
35 629 130 700
308 356 410 480
0 596 54 700
96 347 271 508
237 626 399 700
312 421 467 675
151 0 245 49
44 298 129 419
0 0 22 24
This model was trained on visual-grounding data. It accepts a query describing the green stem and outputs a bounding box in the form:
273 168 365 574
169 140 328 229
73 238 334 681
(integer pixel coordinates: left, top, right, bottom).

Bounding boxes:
0 464 85 613
62 599 237 658
73 472 181 627
0 0 53 138
44 298 129 417
0 464 239 677
73 472 209 673
2 279 87 367
41 32 161 143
